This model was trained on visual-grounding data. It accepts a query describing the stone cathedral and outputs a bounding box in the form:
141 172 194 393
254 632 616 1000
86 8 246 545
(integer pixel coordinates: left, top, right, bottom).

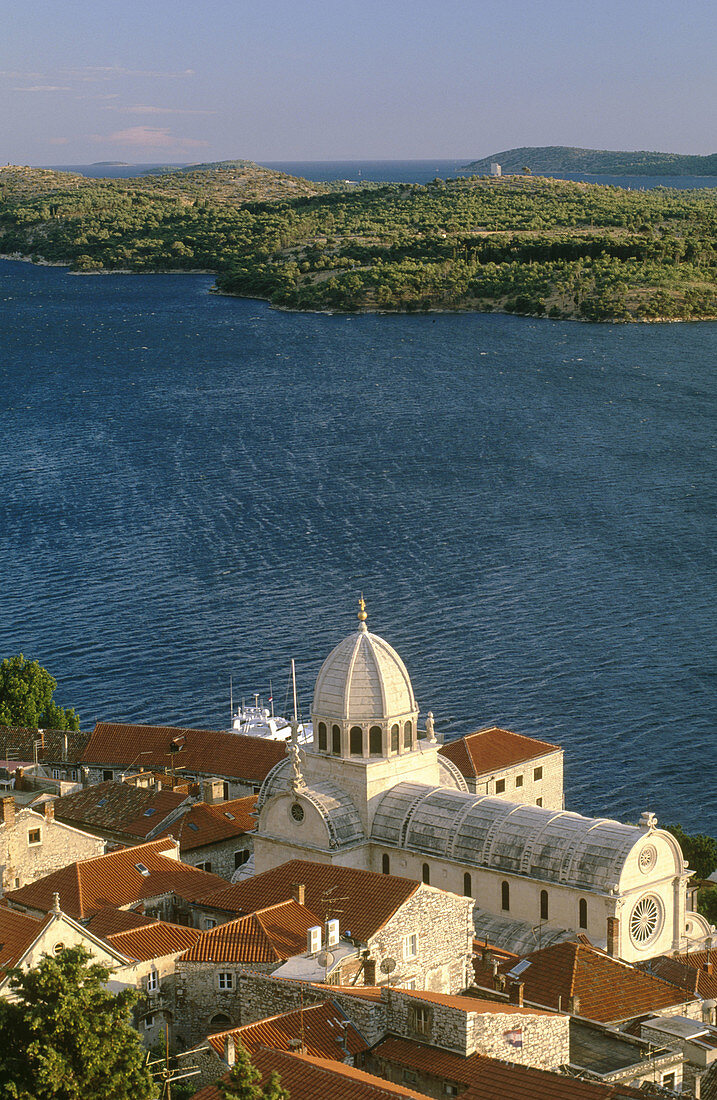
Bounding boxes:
251 602 712 964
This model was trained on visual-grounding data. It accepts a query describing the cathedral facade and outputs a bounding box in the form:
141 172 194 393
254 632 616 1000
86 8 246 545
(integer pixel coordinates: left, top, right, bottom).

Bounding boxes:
252 605 712 965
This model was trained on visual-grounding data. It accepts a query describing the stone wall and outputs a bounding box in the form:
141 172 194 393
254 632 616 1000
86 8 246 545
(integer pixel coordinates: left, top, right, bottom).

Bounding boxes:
181 834 254 882
0 802 105 893
468 749 564 812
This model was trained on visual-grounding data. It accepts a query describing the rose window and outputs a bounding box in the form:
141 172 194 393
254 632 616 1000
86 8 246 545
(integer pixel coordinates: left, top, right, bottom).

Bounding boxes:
629 895 662 946
638 845 657 874
290 802 305 823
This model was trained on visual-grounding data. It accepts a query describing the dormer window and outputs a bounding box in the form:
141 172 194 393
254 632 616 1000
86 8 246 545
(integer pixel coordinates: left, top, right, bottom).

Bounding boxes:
143 808 156 817
134 862 150 876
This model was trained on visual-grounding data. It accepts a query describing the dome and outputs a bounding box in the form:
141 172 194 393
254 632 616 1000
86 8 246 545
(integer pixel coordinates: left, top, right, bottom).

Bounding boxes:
312 621 417 722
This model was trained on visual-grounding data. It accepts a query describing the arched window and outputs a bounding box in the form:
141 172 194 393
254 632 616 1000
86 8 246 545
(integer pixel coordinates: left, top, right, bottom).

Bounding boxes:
404 721 412 748
350 726 363 756
382 854 390 875
210 1013 231 1029
501 881 510 911
464 872 472 897
318 722 327 751
391 723 399 753
579 898 588 929
369 726 382 755
540 889 549 921
422 862 430 885
332 724 341 755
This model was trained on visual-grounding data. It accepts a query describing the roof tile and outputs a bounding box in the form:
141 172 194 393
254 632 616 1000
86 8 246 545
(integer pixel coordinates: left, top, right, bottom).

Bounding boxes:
440 727 560 777
106 920 202 960
52 781 189 838
181 900 320 963
154 796 257 851
207 1000 368 1061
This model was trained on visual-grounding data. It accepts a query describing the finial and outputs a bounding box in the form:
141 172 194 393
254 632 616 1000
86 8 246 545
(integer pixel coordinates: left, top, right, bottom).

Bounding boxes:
51 892 61 915
358 594 368 631
425 712 436 743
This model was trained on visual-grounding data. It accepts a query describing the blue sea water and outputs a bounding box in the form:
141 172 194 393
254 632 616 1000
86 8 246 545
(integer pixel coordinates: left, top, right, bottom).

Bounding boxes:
0 260 715 833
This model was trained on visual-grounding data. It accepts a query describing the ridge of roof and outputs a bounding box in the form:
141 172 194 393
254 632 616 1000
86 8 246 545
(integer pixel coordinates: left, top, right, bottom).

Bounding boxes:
439 726 560 777
206 999 368 1061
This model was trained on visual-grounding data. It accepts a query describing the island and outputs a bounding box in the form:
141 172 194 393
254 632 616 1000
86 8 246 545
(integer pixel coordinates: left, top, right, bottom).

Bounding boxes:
462 146 717 177
1 161 716 322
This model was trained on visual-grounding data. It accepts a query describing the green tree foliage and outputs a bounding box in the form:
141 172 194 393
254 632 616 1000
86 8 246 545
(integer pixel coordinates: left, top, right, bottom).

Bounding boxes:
219 1041 289 1100
0 945 157 1100
665 823 717 880
0 654 80 730
698 886 717 926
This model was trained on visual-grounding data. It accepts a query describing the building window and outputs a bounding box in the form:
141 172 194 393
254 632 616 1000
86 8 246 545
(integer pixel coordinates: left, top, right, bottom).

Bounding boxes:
540 889 549 921
404 721 412 748
464 872 472 897
495 779 506 794
144 1014 155 1030
579 898 588 929
403 1070 418 1085
318 722 327 751
223 782 230 801
350 726 363 755
332 724 341 755
369 726 382 755
197 861 213 873
501 881 510 911
103 770 113 782
53 942 65 955
210 1013 231 1029
515 775 523 788
234 849 249 869
536 797 543 807
52 768 61 780
402 979 417 990
28 829 41 845
382 854 390 875
422 863 430 885
391 723 399 753
662 1074 675 1090
534 766 543 781
445 1087 460 1097
403 933 418 959
407 1004 432 1036
147 970 159 993
290 802 305 823
205 918 217 929
218 972 233 991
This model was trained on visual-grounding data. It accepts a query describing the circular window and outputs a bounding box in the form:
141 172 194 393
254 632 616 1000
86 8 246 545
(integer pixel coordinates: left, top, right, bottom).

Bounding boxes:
629 894 663 947
290 802 305 823
53 942 65 955
638 844 657 874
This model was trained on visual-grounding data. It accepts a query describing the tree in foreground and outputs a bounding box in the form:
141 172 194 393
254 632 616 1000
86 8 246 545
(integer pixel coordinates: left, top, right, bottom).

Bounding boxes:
219 1041 289 1100
0 653 80 730
0 945 157 1100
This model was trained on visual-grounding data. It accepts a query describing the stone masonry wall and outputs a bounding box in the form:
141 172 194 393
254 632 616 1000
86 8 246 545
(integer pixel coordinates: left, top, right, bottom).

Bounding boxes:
469 749 564 812
0 804 105 892
181 834 254 882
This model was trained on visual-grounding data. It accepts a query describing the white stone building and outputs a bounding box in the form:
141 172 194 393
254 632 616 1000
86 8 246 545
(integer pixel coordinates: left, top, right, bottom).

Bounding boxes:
251 602 713 965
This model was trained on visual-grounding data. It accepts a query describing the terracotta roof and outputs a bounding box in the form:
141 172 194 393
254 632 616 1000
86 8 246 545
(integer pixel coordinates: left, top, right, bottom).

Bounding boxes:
374 1037 645 1100
400 987 558 1017
197 860 420 943
207 1000 368 1061
81 723 286 783
0 907 46 976
154 795 257 851
642 948 717 1000
4 838 226 920
106 919 202 960
472 941 695 1023
0 726 89 764
439 727 560 777
51 781 190 838
84 907 159 938
180 900 320 963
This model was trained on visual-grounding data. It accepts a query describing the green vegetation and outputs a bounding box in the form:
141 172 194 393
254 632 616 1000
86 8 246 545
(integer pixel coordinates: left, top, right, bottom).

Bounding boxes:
0 946 156 1100
219 1041 289 1100
0 654 80 731
1 164 716 321
665 824 717 881
463 145 717 176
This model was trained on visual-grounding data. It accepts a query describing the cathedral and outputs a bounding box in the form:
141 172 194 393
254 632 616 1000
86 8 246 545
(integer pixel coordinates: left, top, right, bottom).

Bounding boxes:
251 601 712 965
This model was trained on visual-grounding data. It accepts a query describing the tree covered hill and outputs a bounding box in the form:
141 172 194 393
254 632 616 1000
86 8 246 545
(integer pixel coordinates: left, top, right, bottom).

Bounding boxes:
463 146 717 177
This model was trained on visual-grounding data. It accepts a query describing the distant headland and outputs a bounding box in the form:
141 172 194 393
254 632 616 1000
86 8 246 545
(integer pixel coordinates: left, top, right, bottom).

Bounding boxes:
463 146 717 177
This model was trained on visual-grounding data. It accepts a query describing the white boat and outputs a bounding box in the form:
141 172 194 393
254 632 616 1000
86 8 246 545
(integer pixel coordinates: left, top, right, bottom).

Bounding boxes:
230 695 312 744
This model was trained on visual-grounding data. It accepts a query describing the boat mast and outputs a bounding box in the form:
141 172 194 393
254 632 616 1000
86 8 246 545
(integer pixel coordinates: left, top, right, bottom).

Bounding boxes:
230 676 233 725
291 658 299 723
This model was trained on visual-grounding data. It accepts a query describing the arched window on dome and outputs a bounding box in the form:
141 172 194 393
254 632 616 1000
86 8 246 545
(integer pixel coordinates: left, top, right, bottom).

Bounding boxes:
391 723 399 753
318 722 327 752
332 724 341 755
350 726 363 756
464 872 472 897
501 881 510 911
382 854 390 874
540 889 549 922
422 863 430 885
369 726 382 755
404 721 412 749
579 898 588 929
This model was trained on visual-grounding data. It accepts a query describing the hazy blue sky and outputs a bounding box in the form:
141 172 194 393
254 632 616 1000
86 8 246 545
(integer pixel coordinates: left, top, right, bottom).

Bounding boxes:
3 0 716 164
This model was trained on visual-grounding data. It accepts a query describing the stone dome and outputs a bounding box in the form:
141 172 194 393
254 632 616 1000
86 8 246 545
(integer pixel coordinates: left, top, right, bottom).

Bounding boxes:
312 622 417 722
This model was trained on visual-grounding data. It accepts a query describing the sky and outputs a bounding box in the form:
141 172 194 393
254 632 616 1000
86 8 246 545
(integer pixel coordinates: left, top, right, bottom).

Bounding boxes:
2 0 716 165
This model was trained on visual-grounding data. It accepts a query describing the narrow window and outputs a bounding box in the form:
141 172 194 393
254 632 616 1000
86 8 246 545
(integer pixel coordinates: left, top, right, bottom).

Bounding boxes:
350 726 363 755
382 853 390 875
422 862 430 885
391 723 399 753
369 726 382 754
501 881 510 911
144 1014 155 1030
147 970 159 993
463 872 472 897
404 721 412 748
540 889 549 921
579 898 588 929
332 724 341 755
403 933 418 959
223 782 230 801
197 861 212 873
318 722 327 751
534 766 543 781
515 775 523 788
234 849 249 869
536 797 543 807
495 779 506 794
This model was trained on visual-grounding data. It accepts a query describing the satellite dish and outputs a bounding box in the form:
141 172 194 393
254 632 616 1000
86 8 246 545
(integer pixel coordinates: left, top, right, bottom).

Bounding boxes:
380 957 397 975
317 950 334 969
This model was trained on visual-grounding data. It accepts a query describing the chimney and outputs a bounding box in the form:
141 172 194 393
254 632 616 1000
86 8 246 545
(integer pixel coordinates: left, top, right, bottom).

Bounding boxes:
508 981 524 1007
703 959 714 976
62 732 68 761
291 882 305 906
0 797 15 827
223 1035 235 1066
44 801 55 822
568 995 580 1014
202 779 222 805
364 958 377 986
606 916 620 958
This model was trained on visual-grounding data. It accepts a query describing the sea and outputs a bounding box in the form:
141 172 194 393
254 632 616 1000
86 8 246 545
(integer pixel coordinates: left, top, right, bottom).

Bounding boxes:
2 162 715 834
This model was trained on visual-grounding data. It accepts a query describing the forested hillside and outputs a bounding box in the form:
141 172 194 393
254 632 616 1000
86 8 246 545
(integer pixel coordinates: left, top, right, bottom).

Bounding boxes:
463 146 717 177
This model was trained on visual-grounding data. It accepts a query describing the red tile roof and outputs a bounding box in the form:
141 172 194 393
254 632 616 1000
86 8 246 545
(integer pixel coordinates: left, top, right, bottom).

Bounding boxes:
0 908 46 977
51 781 190 839
154 795 257 851
81 723 286 783
180 900 320 964
0 726 89 764
106 920 202 960
472 941 695 1023
439 726 560 777
4 838 226 920
84 907 159 938
400 987 558 1017
207 1000 368 1061
197 860 420 943
643 948 717 1000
